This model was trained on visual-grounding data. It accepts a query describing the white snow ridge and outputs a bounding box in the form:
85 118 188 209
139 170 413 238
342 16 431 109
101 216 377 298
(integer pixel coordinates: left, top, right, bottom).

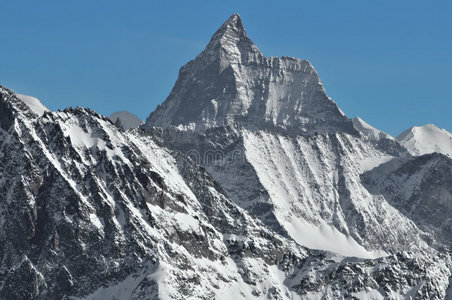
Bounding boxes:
353 116 394 141
397 123 452 157
17 93 49 116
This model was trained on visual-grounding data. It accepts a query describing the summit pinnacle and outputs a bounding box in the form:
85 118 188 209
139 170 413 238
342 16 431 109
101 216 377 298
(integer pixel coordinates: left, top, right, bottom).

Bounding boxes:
145 14 356 134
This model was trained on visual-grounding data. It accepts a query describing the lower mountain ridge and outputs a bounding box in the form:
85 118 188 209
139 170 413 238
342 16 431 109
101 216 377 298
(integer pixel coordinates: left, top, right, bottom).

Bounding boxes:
1 84 452 299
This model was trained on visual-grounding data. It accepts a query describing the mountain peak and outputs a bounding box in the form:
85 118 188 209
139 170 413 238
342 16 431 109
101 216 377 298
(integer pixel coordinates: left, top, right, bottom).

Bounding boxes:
201 14 261 64
210 13 246 42
145 15 355 135
397 123 452 156
220 13 243 31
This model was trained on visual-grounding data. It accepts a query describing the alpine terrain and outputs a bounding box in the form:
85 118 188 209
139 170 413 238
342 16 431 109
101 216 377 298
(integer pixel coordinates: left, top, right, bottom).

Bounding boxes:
1 13 452 300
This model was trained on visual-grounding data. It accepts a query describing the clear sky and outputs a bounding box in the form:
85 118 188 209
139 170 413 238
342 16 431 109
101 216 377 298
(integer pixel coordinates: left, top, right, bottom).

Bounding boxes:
1 0 451 136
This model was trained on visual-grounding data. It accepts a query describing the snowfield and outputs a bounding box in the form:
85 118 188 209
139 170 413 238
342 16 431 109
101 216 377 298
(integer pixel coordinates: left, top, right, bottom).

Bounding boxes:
397 123 452 157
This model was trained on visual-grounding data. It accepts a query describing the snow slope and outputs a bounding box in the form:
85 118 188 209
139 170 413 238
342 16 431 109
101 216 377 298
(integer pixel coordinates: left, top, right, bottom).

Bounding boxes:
109 111 143 130
353 116 394 141
17 93 49 116
397 124 452 157
241 129 424 255
283 217 386 258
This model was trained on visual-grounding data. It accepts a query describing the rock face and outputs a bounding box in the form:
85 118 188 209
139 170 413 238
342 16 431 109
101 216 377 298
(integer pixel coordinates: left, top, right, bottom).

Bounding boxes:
362 153 452 248
145 14 356 135
1 14 452 300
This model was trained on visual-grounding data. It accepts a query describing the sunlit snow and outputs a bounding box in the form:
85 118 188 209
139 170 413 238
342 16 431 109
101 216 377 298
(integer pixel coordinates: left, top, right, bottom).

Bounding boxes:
17 93 49 116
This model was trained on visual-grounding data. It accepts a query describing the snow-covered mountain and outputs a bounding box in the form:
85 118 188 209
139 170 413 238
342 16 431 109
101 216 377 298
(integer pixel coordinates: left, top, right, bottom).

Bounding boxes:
0 86 310 299
397 123 452 157
3 83 449 299
109 111 143 130
144 14 452 298
1 13 452 299
145 14 355 135
146 14 423 256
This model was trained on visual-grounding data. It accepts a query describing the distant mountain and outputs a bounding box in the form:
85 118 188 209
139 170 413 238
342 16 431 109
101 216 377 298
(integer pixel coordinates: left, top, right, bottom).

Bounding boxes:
397 123 452 157
109 111 143 130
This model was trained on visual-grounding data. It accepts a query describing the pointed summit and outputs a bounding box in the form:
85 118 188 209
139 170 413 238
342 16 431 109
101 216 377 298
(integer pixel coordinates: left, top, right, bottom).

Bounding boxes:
200 14 262 66
215 13 245 36
145 15 355 135
397 124 452 156
225 13 243 26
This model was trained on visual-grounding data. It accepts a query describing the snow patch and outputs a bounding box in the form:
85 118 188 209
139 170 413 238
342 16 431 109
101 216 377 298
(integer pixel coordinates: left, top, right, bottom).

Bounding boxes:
174 212 200 232
284 218 387 259
352 289 385 299
359 155 394 172
65 126 106 149
17 94 49 116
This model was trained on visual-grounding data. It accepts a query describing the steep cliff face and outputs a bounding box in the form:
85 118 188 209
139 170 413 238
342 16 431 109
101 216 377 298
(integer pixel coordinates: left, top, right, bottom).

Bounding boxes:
145 14 355 135
149 125 428 259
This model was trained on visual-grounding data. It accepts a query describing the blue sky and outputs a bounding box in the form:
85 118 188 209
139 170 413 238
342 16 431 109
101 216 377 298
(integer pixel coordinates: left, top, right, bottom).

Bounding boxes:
1 0 451 136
